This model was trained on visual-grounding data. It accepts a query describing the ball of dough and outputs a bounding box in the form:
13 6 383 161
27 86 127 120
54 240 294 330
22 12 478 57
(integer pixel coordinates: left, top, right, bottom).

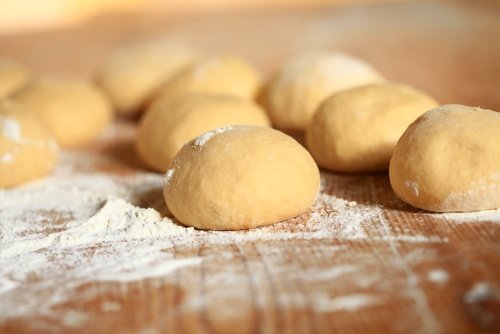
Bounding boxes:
136 94 270 172
0 100 59 188
306 83 438 172
164 126 320 230
389 104 500 212
0 59 31 99
263 52 384 131
11 78 113 147
152 55 262 106
95 41 196 115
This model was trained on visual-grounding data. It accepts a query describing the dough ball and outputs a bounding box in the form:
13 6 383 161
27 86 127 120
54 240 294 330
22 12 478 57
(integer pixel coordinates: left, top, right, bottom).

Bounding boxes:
152 55 262 105
0 59 31 99
389 104 500 212
164 126 320 230
0 100 59 188
11 78 113 147
263 52 384 130
95 41 196 115
136 94 270 172
306 83 438 172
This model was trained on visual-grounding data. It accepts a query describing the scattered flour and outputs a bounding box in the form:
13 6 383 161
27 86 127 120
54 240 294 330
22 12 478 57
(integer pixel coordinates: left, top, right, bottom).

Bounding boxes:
164 168 175 186
100 301 122 312
427 269 449 283
438 208 500 223
299 265 359 282
193 125 232 147
463 282 500 304
2 117 22 142
405 180 420 196
313 293 380 312
441 173 500 212
63 310 89 328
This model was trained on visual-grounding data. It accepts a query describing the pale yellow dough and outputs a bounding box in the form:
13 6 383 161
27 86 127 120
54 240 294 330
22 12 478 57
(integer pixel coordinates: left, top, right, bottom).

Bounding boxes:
389 104 500 212
263 52 384 131
0 59 31 99
306 83 438 172
0 100 59 188
95 41 196 115
136 94 270 172
11 78 113 147
152 55 262 106
164 126 320 230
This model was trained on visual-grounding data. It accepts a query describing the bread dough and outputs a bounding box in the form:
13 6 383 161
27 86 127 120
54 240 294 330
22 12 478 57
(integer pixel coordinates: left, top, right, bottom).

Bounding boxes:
11 78 113 147
164 126 320 230
0 59 31 99
263 52 383 131
0 100 59 188
95 41 196 115
306 83 438 172
151 55 262 106
389 104 500 212
136 94 270 172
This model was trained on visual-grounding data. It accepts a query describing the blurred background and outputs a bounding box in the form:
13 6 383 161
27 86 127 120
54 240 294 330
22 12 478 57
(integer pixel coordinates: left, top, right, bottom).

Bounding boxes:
0 0 416 34
0 0 498 110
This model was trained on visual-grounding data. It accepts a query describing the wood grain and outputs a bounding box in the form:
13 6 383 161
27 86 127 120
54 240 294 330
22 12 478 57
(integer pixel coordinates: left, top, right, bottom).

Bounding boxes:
1 1 499 333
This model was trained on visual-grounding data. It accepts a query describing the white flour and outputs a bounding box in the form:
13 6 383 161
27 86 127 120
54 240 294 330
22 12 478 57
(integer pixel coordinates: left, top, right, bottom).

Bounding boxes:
312 293 380 312
427 269 449 283
2 117 22 141
164 167 175 186
0 122 498 328
193 125 232 147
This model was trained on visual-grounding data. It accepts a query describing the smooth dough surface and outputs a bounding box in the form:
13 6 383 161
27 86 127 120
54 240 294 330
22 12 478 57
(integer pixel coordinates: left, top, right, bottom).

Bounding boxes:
306 83 438 172
151 55 262 106
0 59 31 99
95 41 196 115
389 104 500 212
0 100 59 188
263 52 384 131
164 126 320 230
136 94 270 172
11 78 113 147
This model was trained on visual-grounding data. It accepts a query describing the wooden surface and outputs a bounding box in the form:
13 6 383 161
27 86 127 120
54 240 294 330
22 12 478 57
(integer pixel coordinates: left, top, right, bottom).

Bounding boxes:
1 1 500 333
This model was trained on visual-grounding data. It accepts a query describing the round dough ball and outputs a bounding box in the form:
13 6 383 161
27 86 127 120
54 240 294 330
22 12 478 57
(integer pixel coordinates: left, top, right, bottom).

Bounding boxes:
389 104 500 212
136 94 270 172
11 78 113 147
0 59 31 99
263 52 384 131
0 100 59 188
306 83 438 172
164 126 320 230
152 55 262 105
95 41 196 115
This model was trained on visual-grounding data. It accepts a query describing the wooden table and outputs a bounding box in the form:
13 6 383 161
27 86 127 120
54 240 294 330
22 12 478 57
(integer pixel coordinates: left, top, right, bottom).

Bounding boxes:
1 1 499 333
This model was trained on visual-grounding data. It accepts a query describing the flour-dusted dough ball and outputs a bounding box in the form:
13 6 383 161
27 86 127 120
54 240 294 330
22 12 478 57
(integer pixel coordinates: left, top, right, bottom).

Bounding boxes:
11 78 113 147
164 126 320 230
263 52 384 131
152 55 262 105
306 83 438 172
0 59 31 99
0 100 59 188
95 41 196 115
136 94 270 172
390 104 500 212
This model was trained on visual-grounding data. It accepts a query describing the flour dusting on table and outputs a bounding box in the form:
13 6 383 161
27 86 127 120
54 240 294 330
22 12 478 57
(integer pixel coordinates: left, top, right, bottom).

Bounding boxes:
1 122 498 328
